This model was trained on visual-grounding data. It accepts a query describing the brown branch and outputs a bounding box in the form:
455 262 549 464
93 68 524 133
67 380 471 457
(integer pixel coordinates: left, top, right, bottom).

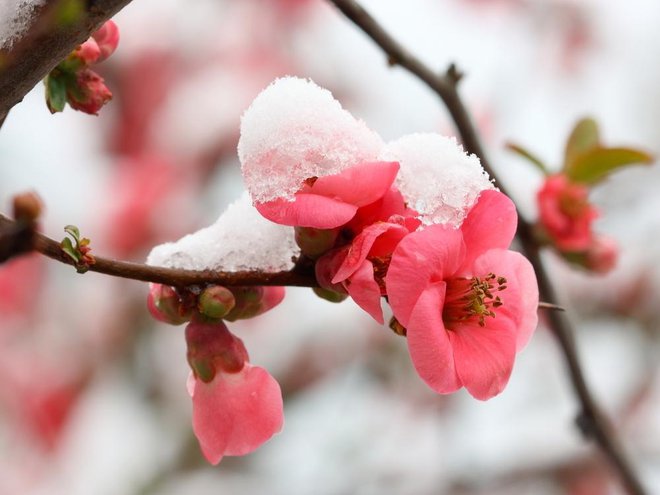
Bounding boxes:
0 0 134 122
326 1 647 494
0 213 317 288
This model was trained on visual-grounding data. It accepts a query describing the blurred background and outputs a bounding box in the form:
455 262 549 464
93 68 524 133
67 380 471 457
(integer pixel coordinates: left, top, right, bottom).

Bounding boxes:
1 0 660 493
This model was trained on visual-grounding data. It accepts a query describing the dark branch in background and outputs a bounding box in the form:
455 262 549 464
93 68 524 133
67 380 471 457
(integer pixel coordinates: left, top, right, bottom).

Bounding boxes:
326 1 647 495
0 214 317 288
0 0 135 122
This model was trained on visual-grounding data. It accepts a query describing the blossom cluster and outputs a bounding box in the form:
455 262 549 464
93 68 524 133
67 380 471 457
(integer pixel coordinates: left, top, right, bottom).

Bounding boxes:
513 118 653 274
147 77 539 464
44 21 119 115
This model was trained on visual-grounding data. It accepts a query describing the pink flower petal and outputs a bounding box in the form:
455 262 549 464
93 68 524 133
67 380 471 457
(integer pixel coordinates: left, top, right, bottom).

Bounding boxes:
459 190 518 269
345 260 384 323
309 161 399 207
191 365 284 465
471 249 539 351
406 282 461 394
386 225 465 327
448 319 517 401
256 194 358 228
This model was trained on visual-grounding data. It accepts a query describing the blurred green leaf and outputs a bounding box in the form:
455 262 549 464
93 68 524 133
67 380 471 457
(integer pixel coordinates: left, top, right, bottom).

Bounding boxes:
505 142 549 175
54 0 85 26
45 75 67 113
566 147 654 184
564 118 599 171
61 237 80 263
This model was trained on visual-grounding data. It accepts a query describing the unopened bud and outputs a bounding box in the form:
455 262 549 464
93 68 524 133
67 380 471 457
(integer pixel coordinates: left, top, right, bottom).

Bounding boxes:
295 226 339 259
92 20 120 62
73 38 101 65
312 287 348 303
147 283 191 325
198 285 236 319
185 319 248 382
224 286 285 321
12 191 43 223
67 68 112 115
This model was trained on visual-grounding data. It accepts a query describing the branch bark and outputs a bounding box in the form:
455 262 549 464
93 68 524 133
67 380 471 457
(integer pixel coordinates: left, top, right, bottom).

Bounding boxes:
0 0 134 122
326 1 647 494
0 213 317 288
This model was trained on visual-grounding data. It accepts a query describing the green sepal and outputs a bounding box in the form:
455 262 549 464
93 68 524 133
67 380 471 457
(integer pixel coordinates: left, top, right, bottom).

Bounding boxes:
564 118 600 171
565 147 654 184
505 142 549 175
61 236 81 263
312 287 348 303
45 74 67 114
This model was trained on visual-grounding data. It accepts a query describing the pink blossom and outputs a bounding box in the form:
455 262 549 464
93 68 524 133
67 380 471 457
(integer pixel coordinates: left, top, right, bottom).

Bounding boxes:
185 320 283 464
584 235 618 274
537 174 598 251
386 190 538 400
255 161 400 229
319 213 420 323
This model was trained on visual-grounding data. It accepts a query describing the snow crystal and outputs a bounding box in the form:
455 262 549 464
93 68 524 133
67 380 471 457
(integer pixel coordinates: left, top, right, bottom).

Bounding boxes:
0 0 46 50
381 133 494 227
146 193 299 272
238 76 384 204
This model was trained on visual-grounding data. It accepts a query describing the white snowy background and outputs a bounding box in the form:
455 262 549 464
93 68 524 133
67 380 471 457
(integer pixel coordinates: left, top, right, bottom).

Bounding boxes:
1 1 660 494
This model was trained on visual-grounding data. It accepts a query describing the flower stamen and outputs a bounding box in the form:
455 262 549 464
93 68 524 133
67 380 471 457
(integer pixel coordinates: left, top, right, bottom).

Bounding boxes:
443 272 508 328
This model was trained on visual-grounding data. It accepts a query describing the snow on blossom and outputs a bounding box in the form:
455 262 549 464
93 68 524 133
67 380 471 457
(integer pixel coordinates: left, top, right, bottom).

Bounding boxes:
0 0 45 49
238 77 383 204
386 191 538 400
255 161 400 229
146 192 299 272
380 133 494 227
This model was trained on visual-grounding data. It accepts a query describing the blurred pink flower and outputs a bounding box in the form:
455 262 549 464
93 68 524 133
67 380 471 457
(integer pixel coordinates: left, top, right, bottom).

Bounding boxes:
185 320 283 465
537 174 598 251
386 191 538 400
585 235 618 274
256 161 400 229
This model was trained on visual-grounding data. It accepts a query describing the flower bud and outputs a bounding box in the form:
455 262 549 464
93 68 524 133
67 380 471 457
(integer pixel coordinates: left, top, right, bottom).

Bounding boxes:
147 283 191 325
294 226 339 259
67 68 112 115
198 285 236 319
185 319 248 382
92 20 120 62
12 191 43 223
73 38 101 65
224 286 285 321
312 287 348 303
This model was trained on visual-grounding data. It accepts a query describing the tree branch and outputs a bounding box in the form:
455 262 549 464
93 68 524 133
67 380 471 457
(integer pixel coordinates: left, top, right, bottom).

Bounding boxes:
0 0 134 122
0 213 317 288
326 1 647 494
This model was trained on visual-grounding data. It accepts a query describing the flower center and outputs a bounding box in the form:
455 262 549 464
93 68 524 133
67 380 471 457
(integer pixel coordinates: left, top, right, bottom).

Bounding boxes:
442 273 507 329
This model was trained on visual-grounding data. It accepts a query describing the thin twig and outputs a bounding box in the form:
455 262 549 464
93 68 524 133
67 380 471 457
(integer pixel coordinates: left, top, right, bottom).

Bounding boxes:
0 214 317 288
326 1 646 494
